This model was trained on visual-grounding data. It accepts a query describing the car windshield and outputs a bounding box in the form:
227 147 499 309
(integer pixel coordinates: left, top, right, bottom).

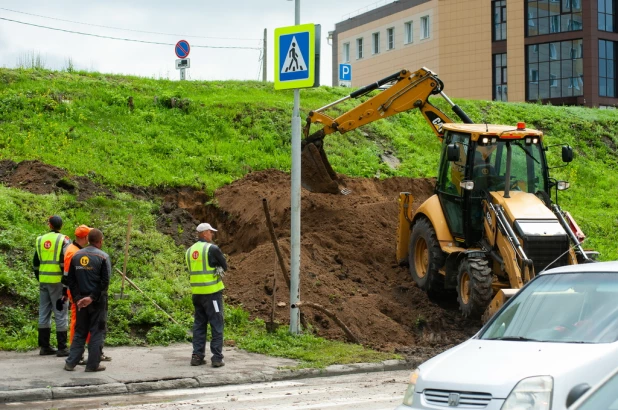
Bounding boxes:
481 273 618 344
575 371 618 410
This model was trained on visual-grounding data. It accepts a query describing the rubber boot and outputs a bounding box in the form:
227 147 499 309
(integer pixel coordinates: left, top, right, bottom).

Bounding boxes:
38 328 57 355
56 331 69 357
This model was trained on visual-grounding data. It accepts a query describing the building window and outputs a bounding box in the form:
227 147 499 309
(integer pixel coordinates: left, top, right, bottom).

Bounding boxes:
527 39 583 101
404 21 413 44
550 74 559 87
599 39 616 97
550 15 560 32
599 0 615 32
372 32 380 54
550 43 558 59
493 1 507 41
493 53 508 101
421 16 430 39
342 42 350 63
356 37 363 59
387 27 395 50
526 0 582 37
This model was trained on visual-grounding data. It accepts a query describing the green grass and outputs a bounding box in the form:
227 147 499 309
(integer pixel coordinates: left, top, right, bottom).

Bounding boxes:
0 66 617 363
0 185 397 366
224 305 397 368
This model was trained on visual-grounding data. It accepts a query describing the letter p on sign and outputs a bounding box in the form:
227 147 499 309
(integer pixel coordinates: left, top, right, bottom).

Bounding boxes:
339 64 351 81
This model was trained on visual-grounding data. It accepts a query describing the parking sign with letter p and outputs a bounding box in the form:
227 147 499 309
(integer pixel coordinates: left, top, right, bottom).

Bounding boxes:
339 63 352 81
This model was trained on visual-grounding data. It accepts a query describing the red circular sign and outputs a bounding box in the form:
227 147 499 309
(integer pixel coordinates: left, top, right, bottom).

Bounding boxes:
192 251 199 260
44 240 52 249
175 40 190 58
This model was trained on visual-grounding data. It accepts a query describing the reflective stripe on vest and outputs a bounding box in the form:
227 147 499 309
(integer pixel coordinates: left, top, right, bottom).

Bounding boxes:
186 242 224 295
37 232 64 283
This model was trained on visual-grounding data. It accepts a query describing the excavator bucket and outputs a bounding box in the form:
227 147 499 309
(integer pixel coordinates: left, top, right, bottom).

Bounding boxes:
482 289 519 323
299 68 470 195
301 137 341 194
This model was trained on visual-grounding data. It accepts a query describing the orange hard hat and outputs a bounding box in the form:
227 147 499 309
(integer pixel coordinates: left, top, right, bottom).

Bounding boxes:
75 225 92 238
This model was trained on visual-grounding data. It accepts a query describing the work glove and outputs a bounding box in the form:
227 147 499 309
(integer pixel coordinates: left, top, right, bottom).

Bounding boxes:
56 298 64 312
215 266 225 278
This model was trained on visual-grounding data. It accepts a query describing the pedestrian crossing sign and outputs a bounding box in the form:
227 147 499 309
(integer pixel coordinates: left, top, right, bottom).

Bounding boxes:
274 23 316 90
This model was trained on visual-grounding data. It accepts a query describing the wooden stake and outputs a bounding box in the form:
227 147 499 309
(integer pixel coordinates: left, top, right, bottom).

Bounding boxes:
262 198 291 290
262 198 308 330
115 268 180 326
293 301 359 344
120 214 132 299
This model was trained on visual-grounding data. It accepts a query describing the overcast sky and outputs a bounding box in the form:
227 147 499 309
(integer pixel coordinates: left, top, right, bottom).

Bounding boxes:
0 0 394 86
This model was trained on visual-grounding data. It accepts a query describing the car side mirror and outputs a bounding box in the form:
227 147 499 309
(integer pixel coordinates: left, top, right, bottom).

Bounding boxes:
447 144 459 162
562 146 573 163
566 383 591 408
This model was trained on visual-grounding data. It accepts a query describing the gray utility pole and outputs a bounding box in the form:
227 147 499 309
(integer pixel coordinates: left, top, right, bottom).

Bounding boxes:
263 29 267 82
289 0 301 335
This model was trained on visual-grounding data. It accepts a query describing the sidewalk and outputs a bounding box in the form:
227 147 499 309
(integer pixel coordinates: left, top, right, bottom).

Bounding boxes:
0 343 411 404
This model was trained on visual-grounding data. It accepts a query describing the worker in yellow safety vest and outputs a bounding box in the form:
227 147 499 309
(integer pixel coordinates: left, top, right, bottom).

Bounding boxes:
186 222 227 367
33 215 71 356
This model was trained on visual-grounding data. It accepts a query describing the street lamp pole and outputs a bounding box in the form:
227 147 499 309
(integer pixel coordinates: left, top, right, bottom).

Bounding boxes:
289 0 301 334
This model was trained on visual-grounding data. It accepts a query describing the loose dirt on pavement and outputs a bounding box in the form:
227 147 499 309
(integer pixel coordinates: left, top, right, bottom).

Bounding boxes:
1 160 481 356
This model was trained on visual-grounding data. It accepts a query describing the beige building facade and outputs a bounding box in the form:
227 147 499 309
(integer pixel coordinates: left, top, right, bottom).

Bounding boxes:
331 0 618 108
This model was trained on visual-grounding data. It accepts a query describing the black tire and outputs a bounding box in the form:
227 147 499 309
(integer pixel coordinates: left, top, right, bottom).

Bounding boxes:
457 257 493 318
408 218 446 294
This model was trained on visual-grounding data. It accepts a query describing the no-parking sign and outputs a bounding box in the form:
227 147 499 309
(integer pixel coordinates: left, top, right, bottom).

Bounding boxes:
175 40 190 59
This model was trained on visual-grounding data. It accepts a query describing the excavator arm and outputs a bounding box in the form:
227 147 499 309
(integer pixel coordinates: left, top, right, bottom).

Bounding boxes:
301 68 473 193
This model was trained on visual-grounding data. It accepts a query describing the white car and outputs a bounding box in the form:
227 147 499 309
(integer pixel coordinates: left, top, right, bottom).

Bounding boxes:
395 261 618 410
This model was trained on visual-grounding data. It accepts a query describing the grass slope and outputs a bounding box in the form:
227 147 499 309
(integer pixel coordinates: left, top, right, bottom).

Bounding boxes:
0 67 617 359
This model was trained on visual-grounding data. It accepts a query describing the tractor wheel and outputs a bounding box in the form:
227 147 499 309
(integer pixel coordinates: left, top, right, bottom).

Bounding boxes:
457 257 493 318
409 218 445 294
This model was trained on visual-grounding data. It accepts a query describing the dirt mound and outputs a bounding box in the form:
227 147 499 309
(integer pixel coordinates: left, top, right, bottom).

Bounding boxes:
0 160 112 200
2 159 481 353
204 170 481 352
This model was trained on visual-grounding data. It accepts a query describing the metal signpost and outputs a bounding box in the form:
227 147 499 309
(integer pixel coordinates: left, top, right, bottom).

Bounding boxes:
175 40 191 80
274 2 319 334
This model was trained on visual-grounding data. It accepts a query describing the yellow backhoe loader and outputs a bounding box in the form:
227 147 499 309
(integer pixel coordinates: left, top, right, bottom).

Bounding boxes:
302 68 596 321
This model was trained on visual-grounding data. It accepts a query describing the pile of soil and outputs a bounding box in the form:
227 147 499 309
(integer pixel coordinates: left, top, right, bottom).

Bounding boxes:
0 160 112 201
198 170 481 353
1 160 481 354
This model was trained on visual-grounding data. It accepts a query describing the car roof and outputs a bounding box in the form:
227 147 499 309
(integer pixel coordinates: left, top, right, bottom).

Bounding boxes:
540 260 618 275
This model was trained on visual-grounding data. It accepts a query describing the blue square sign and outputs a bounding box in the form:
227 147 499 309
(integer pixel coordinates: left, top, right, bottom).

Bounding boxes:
279 31 310 82
339 64 351 81
274 23 316 90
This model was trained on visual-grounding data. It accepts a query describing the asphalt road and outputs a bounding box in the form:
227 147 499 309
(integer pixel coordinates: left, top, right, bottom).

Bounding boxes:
2 370 411 410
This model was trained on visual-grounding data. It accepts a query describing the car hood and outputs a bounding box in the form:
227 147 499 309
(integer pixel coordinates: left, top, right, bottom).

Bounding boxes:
417 339 618 399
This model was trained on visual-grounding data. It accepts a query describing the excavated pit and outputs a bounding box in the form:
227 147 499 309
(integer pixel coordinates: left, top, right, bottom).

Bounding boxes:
1 160 481 354
172 169 482 354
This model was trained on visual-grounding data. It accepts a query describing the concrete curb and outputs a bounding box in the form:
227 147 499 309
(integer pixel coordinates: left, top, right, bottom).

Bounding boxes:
0 388 52 403
0 359 414 404
53 382 128 399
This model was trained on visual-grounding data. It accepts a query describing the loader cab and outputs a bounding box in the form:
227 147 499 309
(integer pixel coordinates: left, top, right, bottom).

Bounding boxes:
436 125 549 247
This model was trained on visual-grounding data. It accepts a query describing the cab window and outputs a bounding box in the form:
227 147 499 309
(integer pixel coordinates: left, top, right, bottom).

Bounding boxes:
439 132 469 195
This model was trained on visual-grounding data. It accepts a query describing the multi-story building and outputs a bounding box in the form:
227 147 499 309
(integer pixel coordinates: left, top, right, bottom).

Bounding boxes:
331 0 618 108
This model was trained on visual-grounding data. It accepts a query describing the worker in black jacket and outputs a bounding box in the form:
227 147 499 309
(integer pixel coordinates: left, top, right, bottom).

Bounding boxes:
63 229 111 372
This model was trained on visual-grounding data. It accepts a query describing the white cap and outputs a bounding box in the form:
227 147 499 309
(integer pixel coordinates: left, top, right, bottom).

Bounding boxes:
196 223 218 233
